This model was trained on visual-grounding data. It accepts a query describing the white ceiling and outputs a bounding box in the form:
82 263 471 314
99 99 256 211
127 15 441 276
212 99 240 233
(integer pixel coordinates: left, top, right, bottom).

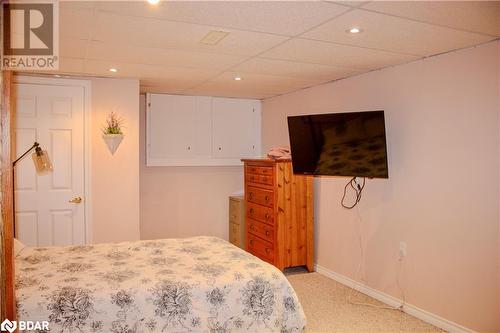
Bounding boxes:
45 1 500 99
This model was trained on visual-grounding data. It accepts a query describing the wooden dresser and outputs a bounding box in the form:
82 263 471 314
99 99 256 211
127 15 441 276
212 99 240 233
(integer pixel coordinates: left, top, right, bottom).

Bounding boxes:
242 159 314 272
229 196 245 249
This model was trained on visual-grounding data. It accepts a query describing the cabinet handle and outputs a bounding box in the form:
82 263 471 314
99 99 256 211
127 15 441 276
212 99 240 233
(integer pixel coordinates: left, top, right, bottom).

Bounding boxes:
265 248 271 254
249 192 254 200
249 208 254 215
187 146 191 150
250 225 255 230
265 230 270 237
218 147 222 151
265 213 270 220
250 240 254 246
265 195 269 202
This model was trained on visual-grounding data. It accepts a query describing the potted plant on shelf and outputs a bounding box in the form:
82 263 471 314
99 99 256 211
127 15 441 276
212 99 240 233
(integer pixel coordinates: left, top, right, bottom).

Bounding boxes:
102 112 124 155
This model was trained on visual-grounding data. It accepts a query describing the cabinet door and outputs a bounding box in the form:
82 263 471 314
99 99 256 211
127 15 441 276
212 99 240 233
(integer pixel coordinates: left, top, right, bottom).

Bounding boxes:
212 97 261 159
147 94 211 165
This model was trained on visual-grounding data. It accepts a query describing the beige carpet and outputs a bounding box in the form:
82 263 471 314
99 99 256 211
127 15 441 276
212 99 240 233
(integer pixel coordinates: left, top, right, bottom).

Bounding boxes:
287 272 444 333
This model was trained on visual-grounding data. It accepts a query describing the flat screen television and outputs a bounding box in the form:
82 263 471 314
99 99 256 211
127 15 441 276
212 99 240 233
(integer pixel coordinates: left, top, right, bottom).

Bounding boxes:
287 110 388 178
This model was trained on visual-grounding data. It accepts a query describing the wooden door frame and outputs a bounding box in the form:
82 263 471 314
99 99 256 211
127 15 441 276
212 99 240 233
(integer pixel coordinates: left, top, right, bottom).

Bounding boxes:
1 70 15 321
13 75 93 244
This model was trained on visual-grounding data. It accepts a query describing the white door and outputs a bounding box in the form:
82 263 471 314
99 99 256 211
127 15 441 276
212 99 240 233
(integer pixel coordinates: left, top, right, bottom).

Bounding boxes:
13 83 86 246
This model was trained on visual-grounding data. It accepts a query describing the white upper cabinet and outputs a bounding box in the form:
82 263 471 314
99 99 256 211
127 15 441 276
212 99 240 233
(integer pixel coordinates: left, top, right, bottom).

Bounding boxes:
212 97 260 159
146 94 261 166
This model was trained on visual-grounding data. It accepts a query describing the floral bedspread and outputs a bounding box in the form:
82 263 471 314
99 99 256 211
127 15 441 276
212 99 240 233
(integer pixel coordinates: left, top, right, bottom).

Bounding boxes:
15 236 306 333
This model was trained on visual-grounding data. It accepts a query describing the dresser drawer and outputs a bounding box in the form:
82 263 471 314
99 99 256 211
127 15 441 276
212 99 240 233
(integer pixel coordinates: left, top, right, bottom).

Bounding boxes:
229 222 241 247
247 202 274 225
248 234 274 263
247 186 273 208
246 173 274 186
246 165 274 176
229 199 242 225
248 219 274 243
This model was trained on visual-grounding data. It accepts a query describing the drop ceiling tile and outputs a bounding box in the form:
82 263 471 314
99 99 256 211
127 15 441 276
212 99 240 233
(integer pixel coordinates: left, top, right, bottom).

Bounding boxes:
60 38 88 58
261 38 418 70
91 11 287 57
329 1 371 8
96 1 350 36
184 85 275 100
86 41 247 70
140 80 200 95
57 57 86 74
60 1 97 10
83 59 220 84
194 71 325 96
302 9 494 56
362 1 500 37
233 58 362 82
59 7 94 40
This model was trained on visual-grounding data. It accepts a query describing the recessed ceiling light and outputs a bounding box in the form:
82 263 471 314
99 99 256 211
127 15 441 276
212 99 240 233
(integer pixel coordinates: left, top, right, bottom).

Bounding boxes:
147 0 160 5
109 68 118 73
347 27 362 34
234 76 242 81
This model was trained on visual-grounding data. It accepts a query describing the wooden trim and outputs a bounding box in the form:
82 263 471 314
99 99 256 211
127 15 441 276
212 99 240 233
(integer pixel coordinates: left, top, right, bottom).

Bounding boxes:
1 70 15 321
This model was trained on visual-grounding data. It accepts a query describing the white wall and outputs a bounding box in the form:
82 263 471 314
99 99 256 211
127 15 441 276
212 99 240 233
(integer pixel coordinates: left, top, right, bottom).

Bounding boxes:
139 95 245 240
262 41 500 333
91 78 140 243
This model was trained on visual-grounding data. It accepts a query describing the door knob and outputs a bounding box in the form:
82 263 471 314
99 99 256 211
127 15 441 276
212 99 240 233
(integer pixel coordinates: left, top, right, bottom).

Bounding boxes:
69 197 82 204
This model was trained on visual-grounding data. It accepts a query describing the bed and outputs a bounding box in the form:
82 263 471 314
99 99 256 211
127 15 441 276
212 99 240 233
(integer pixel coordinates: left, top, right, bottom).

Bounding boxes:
15 236 306 333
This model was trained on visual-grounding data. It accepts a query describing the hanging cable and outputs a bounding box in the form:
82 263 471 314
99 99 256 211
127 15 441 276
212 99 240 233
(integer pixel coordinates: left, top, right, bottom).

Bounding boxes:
341 176 366 209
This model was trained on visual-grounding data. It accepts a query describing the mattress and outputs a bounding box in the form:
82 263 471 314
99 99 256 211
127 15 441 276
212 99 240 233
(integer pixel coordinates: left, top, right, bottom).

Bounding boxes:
15 236 306 333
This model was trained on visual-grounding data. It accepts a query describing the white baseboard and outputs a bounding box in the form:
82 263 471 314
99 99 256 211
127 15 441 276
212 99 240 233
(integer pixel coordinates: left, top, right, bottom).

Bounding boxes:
314 264 476 333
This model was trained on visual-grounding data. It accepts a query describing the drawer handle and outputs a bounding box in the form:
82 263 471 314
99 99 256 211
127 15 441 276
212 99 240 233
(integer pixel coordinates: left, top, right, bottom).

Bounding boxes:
250 240 254 246
265 195 270 202
265 248 271 254
265 230 270 237
249 208 254 215
250 225 255 230
265 213 270 220
249 192 254 200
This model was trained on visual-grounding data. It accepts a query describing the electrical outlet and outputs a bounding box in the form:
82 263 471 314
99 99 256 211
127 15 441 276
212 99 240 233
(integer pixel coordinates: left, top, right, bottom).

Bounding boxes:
399 241 407 259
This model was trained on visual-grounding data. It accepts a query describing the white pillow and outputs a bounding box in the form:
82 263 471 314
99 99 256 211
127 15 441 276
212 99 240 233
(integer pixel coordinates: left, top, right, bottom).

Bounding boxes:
13 238 26 257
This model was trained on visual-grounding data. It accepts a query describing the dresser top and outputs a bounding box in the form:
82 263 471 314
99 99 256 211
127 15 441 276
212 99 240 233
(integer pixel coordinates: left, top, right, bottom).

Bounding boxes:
241 158 291 163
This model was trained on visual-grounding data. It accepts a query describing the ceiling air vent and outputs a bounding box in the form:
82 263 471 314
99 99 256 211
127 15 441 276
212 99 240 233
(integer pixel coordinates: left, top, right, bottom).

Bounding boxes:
199 30 230 45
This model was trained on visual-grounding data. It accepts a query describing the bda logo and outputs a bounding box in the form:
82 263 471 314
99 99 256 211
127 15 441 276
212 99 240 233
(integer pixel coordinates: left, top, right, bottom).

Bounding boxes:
0 319 17 333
